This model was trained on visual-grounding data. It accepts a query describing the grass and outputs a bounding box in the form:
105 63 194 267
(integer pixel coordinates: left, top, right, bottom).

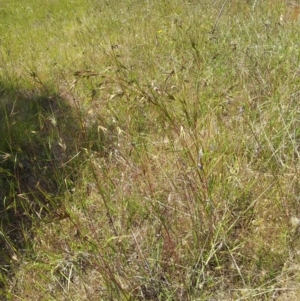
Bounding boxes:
0 0 300 300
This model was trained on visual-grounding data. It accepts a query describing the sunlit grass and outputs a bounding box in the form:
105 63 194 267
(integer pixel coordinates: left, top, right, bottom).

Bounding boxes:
0 0 300 300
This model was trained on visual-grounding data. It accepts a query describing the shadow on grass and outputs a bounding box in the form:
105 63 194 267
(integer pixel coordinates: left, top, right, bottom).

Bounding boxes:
0 84 85 296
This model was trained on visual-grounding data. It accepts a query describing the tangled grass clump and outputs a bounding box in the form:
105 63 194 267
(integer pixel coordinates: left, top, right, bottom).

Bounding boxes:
1 0 300 300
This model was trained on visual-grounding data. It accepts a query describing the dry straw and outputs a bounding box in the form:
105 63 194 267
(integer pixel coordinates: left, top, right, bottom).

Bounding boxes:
281 0 300 22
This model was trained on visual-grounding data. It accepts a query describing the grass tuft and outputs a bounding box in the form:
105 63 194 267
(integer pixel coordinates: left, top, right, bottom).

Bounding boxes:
0 0 300 300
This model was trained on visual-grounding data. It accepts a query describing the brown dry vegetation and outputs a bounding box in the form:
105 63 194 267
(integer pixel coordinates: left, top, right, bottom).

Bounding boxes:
0 0 300 300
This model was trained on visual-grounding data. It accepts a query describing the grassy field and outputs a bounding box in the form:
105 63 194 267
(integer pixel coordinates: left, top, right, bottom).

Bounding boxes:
0 0 300 300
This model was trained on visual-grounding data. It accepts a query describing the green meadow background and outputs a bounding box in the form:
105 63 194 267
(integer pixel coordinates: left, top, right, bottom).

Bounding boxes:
0 0 300 300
